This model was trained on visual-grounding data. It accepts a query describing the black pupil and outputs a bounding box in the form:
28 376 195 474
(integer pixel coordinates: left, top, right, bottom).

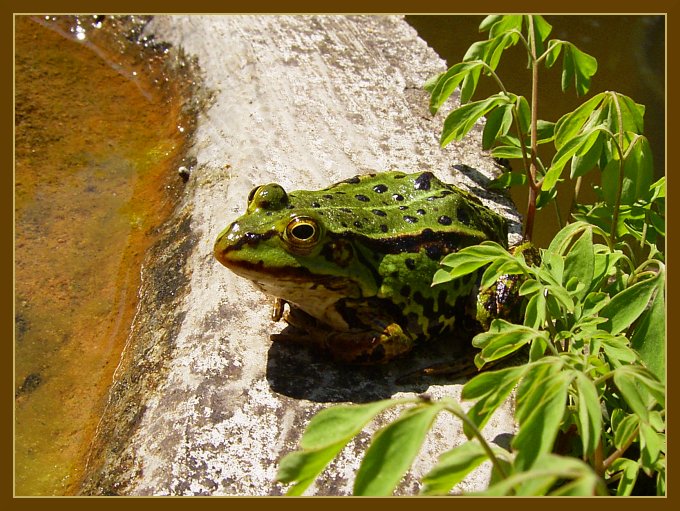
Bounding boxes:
292 223 315 240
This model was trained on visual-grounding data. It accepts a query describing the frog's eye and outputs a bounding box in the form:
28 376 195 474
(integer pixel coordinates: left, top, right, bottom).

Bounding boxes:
247 186 260 205
284 216 320 254
247 183 288 212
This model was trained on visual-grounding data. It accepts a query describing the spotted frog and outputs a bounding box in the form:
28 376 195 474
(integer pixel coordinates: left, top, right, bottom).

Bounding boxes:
214 171 510 363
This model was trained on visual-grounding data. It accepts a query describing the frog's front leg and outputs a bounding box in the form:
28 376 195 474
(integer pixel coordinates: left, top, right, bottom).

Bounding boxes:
272 305 415 364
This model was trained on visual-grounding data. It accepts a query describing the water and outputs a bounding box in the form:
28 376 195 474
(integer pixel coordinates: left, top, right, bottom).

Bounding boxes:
14 15 197 495
406 15 665 247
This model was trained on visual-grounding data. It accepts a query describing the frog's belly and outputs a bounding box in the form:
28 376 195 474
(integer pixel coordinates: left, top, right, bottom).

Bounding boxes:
253 279 355 331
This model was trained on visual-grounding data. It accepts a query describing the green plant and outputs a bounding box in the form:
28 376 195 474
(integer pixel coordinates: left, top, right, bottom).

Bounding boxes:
275 15 665 496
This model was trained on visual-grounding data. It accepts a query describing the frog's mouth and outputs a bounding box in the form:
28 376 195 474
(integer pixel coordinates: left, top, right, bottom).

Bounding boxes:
220 257 358 296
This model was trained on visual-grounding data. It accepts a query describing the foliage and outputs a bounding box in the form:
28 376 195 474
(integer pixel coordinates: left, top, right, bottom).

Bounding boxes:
275 15 665 496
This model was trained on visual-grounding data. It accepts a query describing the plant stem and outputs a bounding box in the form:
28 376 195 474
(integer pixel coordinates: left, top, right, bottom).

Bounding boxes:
609 93 626 247
568 175 583 222
553 196 563 229
593 440 605 476
524 16 541 242
602 425 639 471
445 405 509 480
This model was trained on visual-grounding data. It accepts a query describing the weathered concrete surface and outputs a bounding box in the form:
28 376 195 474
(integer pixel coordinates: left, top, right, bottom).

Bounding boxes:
81 15 521 496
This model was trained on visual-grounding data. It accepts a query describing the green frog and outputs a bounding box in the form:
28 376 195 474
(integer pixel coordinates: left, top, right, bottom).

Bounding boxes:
214 171 511 364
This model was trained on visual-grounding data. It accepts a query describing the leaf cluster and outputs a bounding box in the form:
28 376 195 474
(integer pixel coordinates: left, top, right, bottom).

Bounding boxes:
426 15 663 251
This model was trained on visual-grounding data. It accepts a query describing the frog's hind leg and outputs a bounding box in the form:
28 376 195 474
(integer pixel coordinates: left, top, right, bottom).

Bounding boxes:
272 306 414 364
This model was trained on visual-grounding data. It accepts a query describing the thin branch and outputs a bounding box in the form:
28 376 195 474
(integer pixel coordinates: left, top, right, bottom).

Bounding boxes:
602 425 639 471
609 93 626 246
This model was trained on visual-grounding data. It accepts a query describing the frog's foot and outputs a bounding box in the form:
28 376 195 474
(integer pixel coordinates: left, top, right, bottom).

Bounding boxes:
272 307 414 364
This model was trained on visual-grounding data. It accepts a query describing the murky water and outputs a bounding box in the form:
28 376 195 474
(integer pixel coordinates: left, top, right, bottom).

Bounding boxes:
406 15 665 247
14 15 197 495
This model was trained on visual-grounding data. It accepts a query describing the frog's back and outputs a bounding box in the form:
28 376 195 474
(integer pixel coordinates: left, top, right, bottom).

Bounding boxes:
288 171 508 256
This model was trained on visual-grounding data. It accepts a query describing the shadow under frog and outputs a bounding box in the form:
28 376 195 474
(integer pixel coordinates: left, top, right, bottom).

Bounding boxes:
265 321 483 403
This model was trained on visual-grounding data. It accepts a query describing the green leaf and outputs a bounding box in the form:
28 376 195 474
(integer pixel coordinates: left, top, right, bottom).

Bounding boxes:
610 458 639 496
649 410 665 432
421 441 491 495
630 269 665 380
278 443 347 495
462 365 525 435
599 274 659 334
546 284 575 313
649 176 665 200
613 413 639 450
538 250 564 286
563 227 594 300
440 241 508 269
544 126 605 192
617 93 645 134
528 15 553 55
431 268 453 286
514 359 561 424
488 15 523 38
423 71 444 92
554 92 606 149
581 292 609 318
599 334 639 367
614 367 653 422
545 221 590 256
649 210 666 238
515 95 531 136
627 365 665 408
535 119 556 144
639 422 663 470
549 473 603 496
513 370 572 469
601 136 654 207
535 188 558 210
622 136 654 203
353 403 445 496
277 399 409 495
591 250 624 291
479 257 524 291
473 321 543 362
479 15 504 33
570 130 603 178
519 278 541 296
459 67 482 105
488 170 527 189
300 399 406 449
555 41 598 96
524 292 546 329
479 454 603 496
440 94 512 147
544 39 564 68
490 145 524 159
462 363 522 401
574 372 602 458
429 61 486 114
482 103 514 150
657 466 666 495
528 332 549 361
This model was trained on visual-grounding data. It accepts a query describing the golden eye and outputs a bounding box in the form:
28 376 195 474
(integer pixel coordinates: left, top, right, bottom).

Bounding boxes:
284 216 320 253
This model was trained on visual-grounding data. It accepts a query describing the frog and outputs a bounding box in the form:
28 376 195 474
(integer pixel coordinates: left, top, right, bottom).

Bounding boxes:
214 170 511 364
